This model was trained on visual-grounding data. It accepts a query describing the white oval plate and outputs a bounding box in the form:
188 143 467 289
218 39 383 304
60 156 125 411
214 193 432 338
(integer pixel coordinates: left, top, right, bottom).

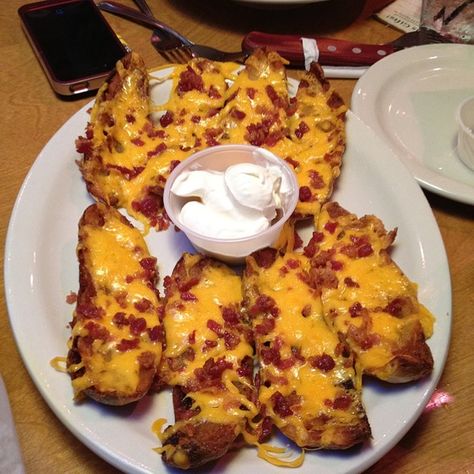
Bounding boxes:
4 66 451 474
351 43 474 205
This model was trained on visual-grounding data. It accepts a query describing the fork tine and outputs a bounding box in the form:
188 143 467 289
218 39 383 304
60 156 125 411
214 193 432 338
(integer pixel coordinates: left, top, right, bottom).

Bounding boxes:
170 47 193 63
158 51 174 63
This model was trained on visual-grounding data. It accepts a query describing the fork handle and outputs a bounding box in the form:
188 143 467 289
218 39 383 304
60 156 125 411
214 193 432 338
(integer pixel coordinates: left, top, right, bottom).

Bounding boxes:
242 31 396 67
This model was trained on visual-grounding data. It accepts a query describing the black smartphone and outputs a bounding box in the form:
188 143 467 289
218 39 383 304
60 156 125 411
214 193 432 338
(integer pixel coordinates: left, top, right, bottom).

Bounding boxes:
18 0 127 97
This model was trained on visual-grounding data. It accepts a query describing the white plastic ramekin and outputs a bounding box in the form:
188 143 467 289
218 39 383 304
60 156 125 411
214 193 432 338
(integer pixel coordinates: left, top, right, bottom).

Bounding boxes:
163 144 298 264
456 95 474 170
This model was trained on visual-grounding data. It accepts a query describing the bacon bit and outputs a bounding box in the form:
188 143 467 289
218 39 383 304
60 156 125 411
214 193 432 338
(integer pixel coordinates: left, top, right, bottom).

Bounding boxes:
230 108 246 120
130 317 147 336
301 304 312 317
77 304 105 320
134 298 152 312
139 257 156 272
308 170 325 189
295 121 310 139
308 266 338 290
113 312 129 328
246 122 267 147
286 258 300 269
237 355 253 378
207 319 225 337
324 221 338 234
194 357 233 387
222 306 240 325
126 114 136 123
265 85 286 109
265 130 284 147
384 297 415 317
75 136 93 155
250 294 279 317
178 277 200 293
142 121 164 139
191 115 201 123
252 248 277 269
344 277 360 288
131 137 145 147
279 266 289 277
84 321 110 340
284 157 300 169
148 325 163 342
293 229 303 250
117 338 139 352
358 243 373 257
206 108 219 118
326 202 350 219
276 357 296 370
258 416 273 443
188 330 196 345
303 232 324 258
132 195 160 220
203 339 218 351
287 97 298 116
107 164 145 180
327 91 345 110
247 87 257 99
255 316 276 336
177 66 204 94
333 395 352 410
330 260 344 271
163 275 173 290
310 353 336 372
208 85 221 99
349 302 365 318
147 142 167 158
299 186 312 202
223 331 240 350
260 346 280 365
271 391 295 418
66 292 77 304
181 291 197 302
299 79 309 89
204 127 222 146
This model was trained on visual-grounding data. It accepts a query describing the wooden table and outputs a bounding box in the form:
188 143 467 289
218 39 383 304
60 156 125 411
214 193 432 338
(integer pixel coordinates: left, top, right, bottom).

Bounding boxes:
1 1 473 472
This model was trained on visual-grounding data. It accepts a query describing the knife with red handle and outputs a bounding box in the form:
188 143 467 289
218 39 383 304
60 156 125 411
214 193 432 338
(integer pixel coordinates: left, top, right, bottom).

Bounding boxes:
241 31 396 67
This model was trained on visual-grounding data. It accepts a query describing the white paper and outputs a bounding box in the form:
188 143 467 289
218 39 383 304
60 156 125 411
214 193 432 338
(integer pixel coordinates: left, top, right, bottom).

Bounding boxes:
376 0 422 32
0 377 25 474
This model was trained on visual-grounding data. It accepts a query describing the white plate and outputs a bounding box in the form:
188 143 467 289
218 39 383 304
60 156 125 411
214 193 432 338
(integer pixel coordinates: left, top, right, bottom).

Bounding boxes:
351 43 474 205
4 64 451 474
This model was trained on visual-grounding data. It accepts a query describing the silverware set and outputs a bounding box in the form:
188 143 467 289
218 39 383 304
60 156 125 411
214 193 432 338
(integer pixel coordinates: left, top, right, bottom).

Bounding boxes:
98 0 456 68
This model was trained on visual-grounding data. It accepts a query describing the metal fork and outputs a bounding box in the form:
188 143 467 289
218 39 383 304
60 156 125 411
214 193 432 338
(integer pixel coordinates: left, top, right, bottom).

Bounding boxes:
98 1 248 64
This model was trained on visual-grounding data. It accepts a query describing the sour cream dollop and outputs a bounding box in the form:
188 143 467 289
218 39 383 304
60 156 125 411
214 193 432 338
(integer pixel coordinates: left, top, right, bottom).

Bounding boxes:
170 163 292 239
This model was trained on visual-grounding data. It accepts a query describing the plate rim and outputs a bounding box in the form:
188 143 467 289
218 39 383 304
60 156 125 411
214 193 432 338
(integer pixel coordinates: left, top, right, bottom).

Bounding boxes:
351 43 474 206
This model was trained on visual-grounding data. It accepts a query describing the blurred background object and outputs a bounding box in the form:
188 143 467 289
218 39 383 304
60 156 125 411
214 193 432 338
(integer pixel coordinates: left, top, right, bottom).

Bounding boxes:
421 0 473 42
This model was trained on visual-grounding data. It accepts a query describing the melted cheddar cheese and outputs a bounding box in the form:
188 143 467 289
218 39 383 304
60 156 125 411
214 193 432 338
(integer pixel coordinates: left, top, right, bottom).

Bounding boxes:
68 204 162 401
244 251 370 449
315 203 434 382
78 50 347 234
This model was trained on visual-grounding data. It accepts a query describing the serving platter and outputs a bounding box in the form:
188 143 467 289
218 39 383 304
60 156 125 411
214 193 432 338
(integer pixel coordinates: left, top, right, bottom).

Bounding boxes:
352 43 474 205
4 65 451 473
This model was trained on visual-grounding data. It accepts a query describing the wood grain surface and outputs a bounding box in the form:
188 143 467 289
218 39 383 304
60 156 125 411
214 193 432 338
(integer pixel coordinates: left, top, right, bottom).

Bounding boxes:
1 1 473 473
